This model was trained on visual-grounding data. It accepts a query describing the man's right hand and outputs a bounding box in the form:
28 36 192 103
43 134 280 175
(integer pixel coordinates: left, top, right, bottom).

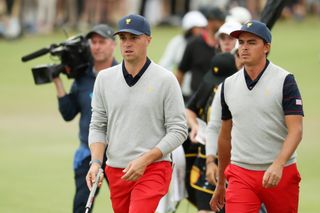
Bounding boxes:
52 77 66 97
189 125 199 143
86 164 103 190
210 183 226 212
206 161 218 185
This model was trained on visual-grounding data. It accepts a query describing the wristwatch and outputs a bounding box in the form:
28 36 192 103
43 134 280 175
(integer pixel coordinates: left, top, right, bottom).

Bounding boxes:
89 159 102 167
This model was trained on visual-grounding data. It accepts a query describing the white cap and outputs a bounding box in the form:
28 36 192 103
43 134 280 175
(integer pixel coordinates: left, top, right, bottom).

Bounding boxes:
216 21 242 38
182 11 208 31
226 6 252 24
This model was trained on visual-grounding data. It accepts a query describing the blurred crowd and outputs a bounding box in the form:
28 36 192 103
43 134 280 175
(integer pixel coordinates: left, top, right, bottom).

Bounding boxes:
0 0 319 39
0 0 319 40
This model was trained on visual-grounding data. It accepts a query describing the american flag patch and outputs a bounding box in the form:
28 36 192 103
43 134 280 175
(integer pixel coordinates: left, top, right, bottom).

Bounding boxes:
296 99 302 105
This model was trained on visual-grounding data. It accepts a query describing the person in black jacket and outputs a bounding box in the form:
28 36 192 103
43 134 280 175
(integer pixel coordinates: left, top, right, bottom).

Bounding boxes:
185 52 238 213
52 24 117 213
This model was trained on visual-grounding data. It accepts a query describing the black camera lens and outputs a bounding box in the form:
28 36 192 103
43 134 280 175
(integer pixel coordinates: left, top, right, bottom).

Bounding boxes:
32 65 53 85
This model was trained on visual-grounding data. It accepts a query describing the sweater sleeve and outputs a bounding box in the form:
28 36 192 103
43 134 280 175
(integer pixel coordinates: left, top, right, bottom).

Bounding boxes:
206 84 222 157
156 74 188 155
282 74 304 116
88 73 108 146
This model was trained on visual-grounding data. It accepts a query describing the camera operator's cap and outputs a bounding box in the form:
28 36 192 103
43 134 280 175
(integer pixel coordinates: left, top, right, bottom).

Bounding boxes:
86 24 115 40
114 14 151 36
230 20 272 43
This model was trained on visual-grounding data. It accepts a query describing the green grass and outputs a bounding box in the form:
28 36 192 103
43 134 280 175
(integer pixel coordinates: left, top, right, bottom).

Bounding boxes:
0 16 320 212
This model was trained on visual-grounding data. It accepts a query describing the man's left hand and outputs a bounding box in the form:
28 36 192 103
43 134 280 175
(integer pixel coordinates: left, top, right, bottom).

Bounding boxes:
121 157 147 181
262 162 283 188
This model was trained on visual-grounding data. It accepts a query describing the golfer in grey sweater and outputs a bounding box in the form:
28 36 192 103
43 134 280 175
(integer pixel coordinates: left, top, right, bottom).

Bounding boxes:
86 14 188 213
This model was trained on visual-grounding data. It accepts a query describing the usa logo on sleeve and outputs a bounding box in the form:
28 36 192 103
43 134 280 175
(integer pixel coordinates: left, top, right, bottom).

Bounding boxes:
296 99 302 105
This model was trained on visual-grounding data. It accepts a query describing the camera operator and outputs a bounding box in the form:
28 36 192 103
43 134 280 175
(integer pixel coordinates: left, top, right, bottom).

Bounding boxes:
52 24 117 213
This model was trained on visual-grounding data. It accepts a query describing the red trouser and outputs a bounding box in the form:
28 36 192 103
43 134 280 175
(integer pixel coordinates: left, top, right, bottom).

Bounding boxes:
225 163 301 213
105 161 172 213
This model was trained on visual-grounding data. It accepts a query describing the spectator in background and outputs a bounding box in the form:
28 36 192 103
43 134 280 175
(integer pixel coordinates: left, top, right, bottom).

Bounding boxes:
157 11 207 213
20 0 37 34
204 21 242 193
282 0 307 20
55 0 77 30
0 0 21 39
229 0 262 19
36 0 56 34
52 24 117 213
186 53 238 213
174 6 225 209
159 10 207 99
185 21 240 213
226 6 252 24
176 6 226 101
215 21 242 52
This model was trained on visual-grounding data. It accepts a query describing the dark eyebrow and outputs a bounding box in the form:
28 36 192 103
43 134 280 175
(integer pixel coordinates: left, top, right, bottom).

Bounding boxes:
247 39 257 43
239 38 258 43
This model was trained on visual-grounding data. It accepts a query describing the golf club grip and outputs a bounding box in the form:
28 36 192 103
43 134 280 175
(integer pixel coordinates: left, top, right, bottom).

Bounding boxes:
85 168 103 211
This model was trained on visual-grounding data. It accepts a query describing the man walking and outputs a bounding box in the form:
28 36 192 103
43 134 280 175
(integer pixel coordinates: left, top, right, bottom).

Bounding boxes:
86 14 188 213
210 20 304 213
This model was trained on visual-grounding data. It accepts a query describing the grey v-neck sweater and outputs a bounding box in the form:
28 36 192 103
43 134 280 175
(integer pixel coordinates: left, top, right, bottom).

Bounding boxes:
89 61 188 168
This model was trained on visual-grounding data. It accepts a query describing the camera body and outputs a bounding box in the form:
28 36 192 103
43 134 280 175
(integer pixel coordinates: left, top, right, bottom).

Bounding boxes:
22 35 92 85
